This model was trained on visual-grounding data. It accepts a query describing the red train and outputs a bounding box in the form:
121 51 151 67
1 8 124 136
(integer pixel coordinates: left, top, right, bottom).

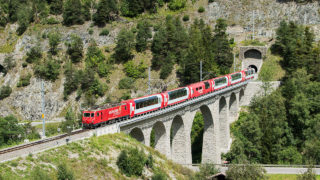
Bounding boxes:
82 68 255 128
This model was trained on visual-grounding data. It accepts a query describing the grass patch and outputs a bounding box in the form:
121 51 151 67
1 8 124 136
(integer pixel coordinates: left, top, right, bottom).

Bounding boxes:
259 53 285 81
267 174 320 180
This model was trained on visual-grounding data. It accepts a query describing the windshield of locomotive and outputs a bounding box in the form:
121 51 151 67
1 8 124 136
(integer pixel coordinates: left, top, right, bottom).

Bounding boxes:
83 113 91 117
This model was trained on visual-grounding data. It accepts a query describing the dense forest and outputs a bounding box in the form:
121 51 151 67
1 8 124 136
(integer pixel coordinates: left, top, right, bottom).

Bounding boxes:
225 21 320 165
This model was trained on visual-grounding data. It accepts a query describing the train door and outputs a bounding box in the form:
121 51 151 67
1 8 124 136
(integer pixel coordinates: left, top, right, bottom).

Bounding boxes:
130 103 134 117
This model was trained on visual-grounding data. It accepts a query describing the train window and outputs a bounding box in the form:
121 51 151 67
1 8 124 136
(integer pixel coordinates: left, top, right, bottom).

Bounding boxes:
168 88 187 100
215 77 227 87
205 82 210 89
199 87 202 90
91 113 94 117
124 106 127 110
97 113 99 116
84 113 90 117
231 73 242 81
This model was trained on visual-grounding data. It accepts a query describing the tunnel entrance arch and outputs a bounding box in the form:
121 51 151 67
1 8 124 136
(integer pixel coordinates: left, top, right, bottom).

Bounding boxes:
240 46 267 74
248 64 258 73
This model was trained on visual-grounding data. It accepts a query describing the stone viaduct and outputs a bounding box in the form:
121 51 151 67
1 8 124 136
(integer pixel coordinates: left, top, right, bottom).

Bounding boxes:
118 82 247 165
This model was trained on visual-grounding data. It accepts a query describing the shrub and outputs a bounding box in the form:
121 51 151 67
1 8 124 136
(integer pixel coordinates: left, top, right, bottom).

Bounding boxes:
116 147 146 177
88 28 94 35
34 59 61 81
4 55 16 71
198 6 205 13
182 15 189 22
194 163 219 179
0 85 12 100
97 63 111 78
67 34 83 63
99 28 110 36
22 62 28 68
48 31 61 55
297 167 316 180
124 60 147 79
118 77 135 89
45 17 60 24
31 166 52 180
168 0 187 11
152 170 167 180
146 154 154 169
226 164 266 180
57 163 74 180
17 73 32 87
120 91 131 100
26 46 42 63
114 28 135 62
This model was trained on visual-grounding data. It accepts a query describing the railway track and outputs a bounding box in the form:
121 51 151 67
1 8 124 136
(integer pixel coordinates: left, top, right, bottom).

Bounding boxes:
0 129 89 155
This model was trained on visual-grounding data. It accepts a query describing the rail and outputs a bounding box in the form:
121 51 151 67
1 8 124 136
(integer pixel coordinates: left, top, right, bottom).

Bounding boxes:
0 129 88 155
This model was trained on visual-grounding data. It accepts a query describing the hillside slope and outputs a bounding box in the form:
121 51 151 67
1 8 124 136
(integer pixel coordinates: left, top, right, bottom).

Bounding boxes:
0 133 194 179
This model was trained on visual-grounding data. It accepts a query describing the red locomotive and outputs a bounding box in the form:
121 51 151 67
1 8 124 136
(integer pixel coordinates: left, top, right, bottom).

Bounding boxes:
82 68 255 128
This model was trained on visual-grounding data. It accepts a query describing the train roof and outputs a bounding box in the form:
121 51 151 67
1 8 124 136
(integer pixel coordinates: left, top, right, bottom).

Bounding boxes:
86 103 125 111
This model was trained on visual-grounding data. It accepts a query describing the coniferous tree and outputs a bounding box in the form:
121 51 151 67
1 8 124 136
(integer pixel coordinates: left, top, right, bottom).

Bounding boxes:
67 34 83 63
8 0 20 22
49 0 63 15
63 0 84 26
136 20 152 52
16 5 32 35
212 18 233 74
114 28 135 62
93 0 118 26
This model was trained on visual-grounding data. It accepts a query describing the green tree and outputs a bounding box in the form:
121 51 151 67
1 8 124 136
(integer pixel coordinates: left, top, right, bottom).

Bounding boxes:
226 164 266 180
0 115 24 146
62 107 77 132
117 147 146 177
63 62 79 98
136 20 152 52
16 5 32 35
63 0 84 26
93 0 118 26
67 34 83 63
49 0 63 15
57 163 74 180
114 28 135 62
34 58 61 81
26 46 42 63
48 31 61 55
0 85 12 100
124 60 147 79
212 18 233 74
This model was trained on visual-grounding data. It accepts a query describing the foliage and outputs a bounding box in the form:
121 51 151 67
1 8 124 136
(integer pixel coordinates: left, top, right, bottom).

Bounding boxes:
120 0 158 17
57 163 74 180
34 58 60 81
61 107 78 133
146 154 154 169
63 0 84 26
30 166 52 180
64 62 79 98
198 6 205 13
297 167 317 180
182 15 189 21
93 0 118 26
226 164 266 180
48 31 61 55
4 55 16 71
17 73 32 87
123 60 147 79
118 77 135 89
168 0 187 11
45 17 60 24
16 5 32 35
67 34 83 63
114 28 135 62
99 28 109 36
136 20 152 52
50 0 63 15
190 112 204 163
151 170 167 180
193 164 219 180
0 115 24 146
0 85 12 100
116 147 146 177
26 46 42 63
